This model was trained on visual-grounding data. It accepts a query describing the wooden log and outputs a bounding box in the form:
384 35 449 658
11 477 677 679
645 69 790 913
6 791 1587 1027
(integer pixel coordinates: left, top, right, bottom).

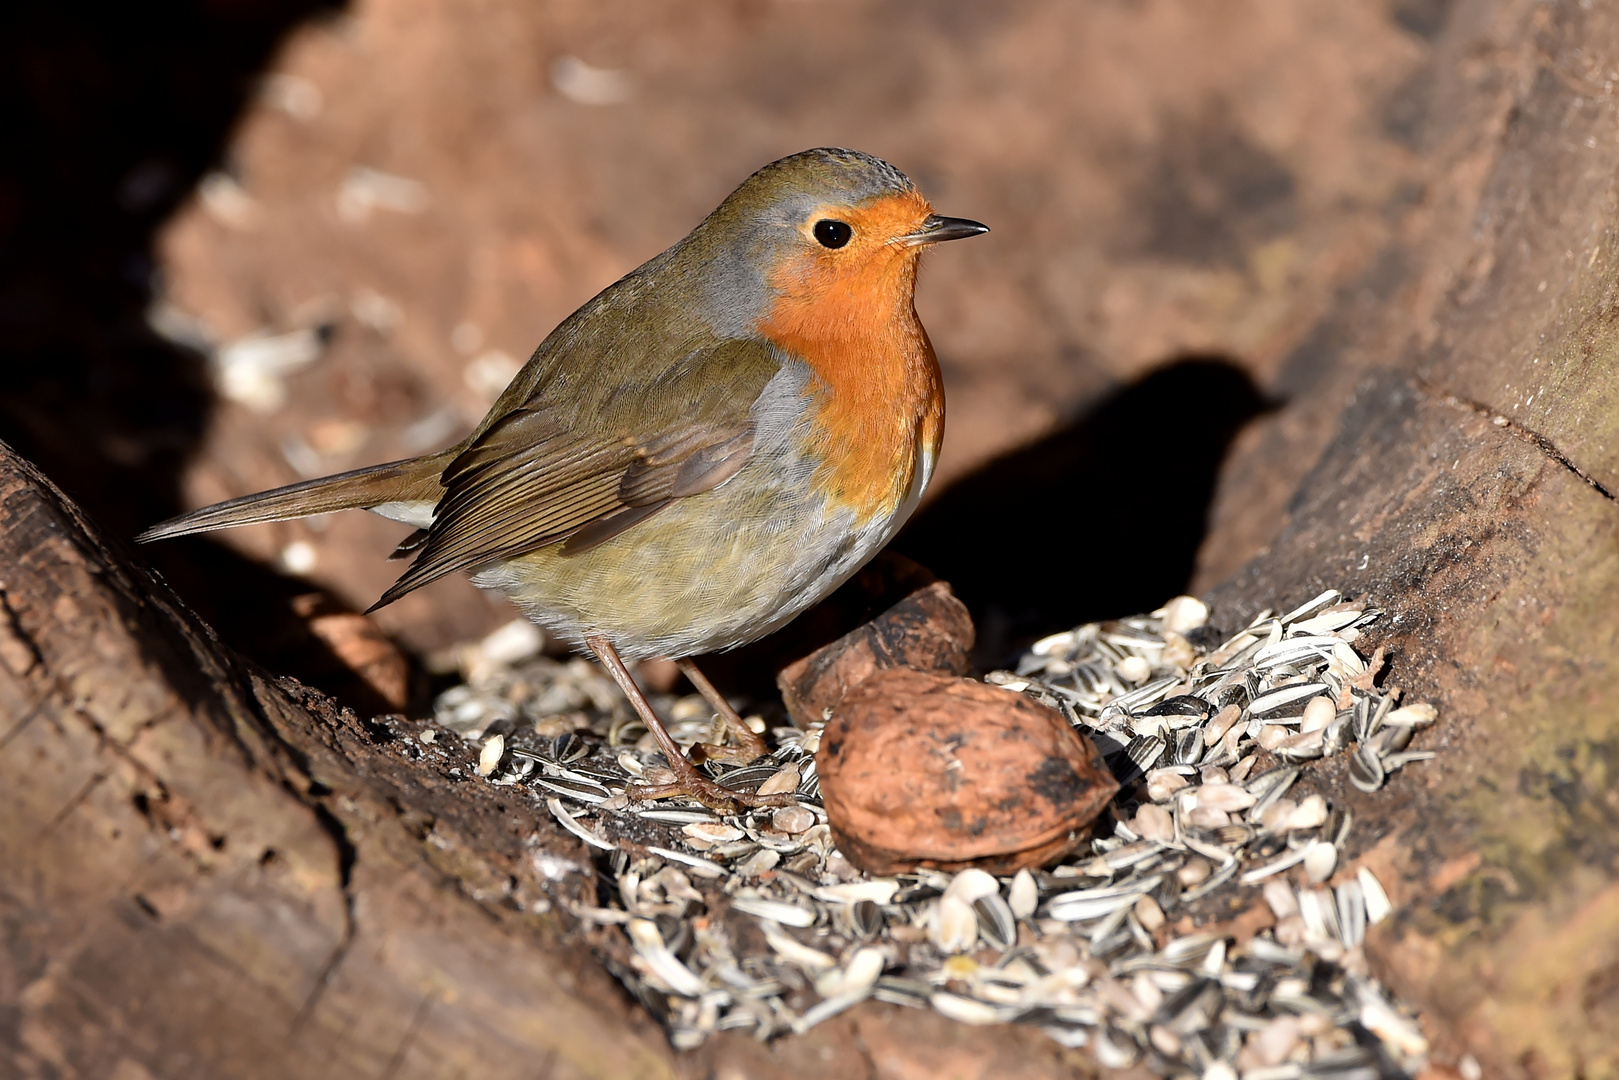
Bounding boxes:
1192 3 1619 1075
0 441 686 1078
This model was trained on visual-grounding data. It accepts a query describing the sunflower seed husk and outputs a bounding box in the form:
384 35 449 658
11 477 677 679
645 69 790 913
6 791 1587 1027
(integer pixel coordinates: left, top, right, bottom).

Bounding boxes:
974 893 1018 950
534 774 612 803
547 797 615 851
1249 684 1332 716
1008 869 1039 919
645 846 727 879
550 731 588 763
627 918 702 997
1359 867 1393 924
730 896 817 927
931 992 1009 1025
639 808 721 824
1347 745 1386 793
1279 589 1341 625
930 895 980 952
1336 879 1368 948
792 985 873 1034
873 976 933 1008
851 899 884 939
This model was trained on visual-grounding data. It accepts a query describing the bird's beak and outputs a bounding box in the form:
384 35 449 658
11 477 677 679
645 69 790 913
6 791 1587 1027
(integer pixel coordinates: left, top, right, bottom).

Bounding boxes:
901 214 990 246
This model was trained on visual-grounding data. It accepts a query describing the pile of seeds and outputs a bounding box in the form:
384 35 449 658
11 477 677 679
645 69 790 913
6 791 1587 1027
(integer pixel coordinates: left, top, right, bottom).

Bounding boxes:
432 589 1437 1078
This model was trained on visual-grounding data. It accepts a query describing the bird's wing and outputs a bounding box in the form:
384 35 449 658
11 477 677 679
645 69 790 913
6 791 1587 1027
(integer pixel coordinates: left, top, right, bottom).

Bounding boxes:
370 338 782 609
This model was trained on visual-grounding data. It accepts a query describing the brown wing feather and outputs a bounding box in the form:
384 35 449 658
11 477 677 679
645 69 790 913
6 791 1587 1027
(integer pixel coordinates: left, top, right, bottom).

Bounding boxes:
368 341 782 610
559 425 754 556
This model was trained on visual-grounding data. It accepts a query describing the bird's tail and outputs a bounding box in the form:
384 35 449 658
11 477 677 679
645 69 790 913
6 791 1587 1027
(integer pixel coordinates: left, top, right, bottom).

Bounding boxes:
135 454 450 543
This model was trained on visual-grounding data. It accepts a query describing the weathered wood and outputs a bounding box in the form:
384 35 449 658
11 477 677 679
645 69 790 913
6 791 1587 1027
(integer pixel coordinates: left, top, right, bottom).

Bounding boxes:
1194 2 1619 1075
0 443 677 1079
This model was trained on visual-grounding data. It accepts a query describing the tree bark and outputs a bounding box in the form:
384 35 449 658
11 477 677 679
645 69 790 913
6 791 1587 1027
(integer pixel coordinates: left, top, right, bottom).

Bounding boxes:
0 443 685 1078
1192 2 1619 1076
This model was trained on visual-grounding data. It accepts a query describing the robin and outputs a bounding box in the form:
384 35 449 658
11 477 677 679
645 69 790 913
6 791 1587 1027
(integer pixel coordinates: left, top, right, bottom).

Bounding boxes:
139 147 987 811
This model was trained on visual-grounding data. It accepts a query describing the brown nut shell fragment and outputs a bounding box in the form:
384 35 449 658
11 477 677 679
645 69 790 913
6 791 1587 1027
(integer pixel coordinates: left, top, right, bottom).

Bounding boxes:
817 669 1119 874
776 556 973 726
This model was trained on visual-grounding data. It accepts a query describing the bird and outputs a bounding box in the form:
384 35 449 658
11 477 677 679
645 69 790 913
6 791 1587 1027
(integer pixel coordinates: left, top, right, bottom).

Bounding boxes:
138 147 988 811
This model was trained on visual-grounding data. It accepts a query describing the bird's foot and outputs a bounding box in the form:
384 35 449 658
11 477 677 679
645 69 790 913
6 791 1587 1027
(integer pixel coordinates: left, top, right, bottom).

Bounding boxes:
584 640 796 815
675 657 770 763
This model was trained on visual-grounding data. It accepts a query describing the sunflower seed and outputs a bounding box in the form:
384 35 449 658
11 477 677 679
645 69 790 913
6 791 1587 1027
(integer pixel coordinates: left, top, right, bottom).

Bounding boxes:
1249 683 1331 716
1359 868 1393 924
1347 745 1386 792
730 895 816 928
1143 694 1213 719
974 893 1018 950
851 899 884 939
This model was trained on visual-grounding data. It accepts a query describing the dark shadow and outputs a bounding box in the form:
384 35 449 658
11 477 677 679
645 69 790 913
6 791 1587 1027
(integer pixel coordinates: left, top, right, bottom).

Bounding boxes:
895 356 1275 666
702 551 949 713
0 1 404 714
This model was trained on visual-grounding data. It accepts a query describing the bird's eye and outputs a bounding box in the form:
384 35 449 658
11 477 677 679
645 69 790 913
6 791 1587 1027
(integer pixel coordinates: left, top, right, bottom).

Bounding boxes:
813 219 852 249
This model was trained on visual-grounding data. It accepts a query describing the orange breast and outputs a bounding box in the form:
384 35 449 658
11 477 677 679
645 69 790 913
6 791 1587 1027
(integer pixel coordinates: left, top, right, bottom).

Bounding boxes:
758 200 945 525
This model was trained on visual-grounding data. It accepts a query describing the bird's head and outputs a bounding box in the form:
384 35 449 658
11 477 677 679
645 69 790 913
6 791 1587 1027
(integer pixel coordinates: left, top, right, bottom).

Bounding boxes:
686 148 987 339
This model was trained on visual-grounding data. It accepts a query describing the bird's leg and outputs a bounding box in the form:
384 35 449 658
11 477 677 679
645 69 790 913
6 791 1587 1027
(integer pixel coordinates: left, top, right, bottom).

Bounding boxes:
585 636 792 812
676 657 769 764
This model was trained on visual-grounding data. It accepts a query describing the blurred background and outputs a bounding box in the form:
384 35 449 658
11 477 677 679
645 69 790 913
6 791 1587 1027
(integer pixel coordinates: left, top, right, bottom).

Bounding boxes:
0 0 1451 708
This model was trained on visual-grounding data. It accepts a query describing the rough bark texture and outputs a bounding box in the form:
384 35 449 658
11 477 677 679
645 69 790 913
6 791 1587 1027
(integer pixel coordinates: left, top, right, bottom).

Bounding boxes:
1193 3 1619 1077
0 442 679 1078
